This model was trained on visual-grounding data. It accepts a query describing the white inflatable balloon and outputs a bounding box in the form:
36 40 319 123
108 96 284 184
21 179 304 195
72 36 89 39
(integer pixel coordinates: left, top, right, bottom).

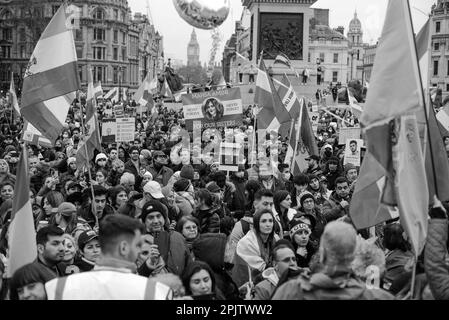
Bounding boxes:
172 0 231 30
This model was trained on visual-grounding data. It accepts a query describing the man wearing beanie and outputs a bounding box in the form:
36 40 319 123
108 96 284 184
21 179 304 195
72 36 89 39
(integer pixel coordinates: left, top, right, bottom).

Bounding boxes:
273 221 394 300
138 200 192 277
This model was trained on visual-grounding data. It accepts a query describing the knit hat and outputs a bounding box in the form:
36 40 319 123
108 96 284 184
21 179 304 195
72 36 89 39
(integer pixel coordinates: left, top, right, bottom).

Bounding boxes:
67 157 77 165
143 171 153 180
323 144 333 150
173 178 191 193
292 212 317 231
141 200 167 223
140 149 151 160
58 202 77 217
143 181 164 199
4 145 16 155
95 153 108 163
180 165 195 180
300 193 315 208
289 220 311 238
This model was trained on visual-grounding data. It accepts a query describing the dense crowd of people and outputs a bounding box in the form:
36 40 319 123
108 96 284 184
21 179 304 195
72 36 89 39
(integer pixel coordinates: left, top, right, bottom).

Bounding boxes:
0 91 448 301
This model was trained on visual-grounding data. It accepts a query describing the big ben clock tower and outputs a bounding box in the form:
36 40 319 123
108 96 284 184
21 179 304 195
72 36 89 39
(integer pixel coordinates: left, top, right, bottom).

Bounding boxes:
187 29 200 66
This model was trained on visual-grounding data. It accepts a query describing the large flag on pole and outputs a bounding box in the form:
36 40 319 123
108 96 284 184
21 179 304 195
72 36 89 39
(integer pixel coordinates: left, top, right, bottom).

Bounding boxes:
75 67 101 169
360 0 424 129
392 115 428 256
93 81 103 99
274 53 299 78
9 72 20 116
20 4 79 144
351 0 429 245
104 87 119 103
8 145 37 277
347 87 363 118
133 73 157 106
255 58 291 137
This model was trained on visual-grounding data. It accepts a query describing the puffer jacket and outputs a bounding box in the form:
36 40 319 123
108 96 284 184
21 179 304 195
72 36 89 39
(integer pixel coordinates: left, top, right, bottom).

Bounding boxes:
272 267 395 300
424 219 449 300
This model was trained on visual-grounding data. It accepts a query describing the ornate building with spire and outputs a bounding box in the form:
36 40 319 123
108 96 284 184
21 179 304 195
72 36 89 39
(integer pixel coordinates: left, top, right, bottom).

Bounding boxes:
187 29 200 67
347 11 366 81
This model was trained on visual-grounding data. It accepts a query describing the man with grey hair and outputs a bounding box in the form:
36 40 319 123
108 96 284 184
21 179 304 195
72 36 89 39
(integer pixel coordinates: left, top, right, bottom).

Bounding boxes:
272 221 394 300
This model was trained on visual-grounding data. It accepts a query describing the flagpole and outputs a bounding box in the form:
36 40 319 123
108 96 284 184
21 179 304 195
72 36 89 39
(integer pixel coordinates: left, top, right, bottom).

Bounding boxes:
409 256 417 299
78 87 99 230
291 102 304 170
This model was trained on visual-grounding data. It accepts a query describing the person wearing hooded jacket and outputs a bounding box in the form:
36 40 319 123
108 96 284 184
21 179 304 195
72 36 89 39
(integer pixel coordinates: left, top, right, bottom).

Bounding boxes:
138 200 192 277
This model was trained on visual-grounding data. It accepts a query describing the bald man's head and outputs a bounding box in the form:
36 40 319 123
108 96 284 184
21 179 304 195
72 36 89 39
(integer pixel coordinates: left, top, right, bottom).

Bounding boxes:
319 221 357 267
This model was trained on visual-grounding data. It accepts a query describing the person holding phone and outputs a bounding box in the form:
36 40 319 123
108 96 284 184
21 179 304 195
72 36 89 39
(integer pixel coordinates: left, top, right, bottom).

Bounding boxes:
138 201 192 277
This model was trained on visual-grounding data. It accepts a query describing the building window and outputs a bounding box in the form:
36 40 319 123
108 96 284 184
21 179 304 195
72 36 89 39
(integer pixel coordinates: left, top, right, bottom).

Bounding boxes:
434 60 439 76
93 8 105 20
114 9 118 21
121 67 127 83
121 31 126 44
308 52 311 63
52 5 59 15
0 46 11 58
113 30 118 43
94 28 105 41
332 71 338 82
333 53 338 63
446 84 449 92
113 47 118 60
436 21 441 33
447 60 449 75
20 45 26 58
33 7 44 18
2 28 12 41
93 47 105 60
19 28 26 42
113 67 118 84
1 10 13 20
122 47 127 61
93 66 105 83
319 53 325 63
74 29 83 41
0 64 10 81
357 50 360 60
435 42 440 51
76 47 83 59
78 65 83 82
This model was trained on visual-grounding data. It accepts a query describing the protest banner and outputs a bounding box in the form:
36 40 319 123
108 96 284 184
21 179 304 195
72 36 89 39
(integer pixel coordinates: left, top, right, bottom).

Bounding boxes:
338 127 362 145
181 88 243 131
101 119 117 144
310 111 320 136
116 118 135 142
343 138 364 167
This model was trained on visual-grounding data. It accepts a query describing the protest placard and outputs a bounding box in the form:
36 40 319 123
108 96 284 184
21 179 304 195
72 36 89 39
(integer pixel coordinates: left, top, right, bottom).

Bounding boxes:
310 111 320 136
181 88 243 131
116 118 135 142
101 119 117 144
338 127 362 145
114 105 124 118
219 142 241 172
343 139 364 167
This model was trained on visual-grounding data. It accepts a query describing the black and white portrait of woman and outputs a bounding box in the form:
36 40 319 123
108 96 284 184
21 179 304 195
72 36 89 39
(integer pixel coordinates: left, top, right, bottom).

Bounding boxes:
202 97 224 121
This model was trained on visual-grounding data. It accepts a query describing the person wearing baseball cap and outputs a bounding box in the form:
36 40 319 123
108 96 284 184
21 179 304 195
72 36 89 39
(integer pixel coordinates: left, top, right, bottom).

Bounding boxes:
74 230 101 272
148 150 174 187
304 155 322 176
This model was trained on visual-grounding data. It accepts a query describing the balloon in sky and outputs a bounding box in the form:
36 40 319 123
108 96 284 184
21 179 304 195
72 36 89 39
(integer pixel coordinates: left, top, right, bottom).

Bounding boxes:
172 0 231 30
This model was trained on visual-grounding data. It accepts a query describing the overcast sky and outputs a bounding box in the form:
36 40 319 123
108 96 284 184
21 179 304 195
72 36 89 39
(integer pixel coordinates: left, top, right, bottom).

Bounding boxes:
128 0 435 65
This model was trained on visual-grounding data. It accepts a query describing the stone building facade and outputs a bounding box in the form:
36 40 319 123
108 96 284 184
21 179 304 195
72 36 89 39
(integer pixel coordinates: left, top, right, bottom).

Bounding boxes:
0 0 163 95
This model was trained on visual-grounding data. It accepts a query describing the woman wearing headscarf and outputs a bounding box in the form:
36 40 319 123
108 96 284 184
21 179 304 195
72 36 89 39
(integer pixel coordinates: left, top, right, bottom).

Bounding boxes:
232 209 280 288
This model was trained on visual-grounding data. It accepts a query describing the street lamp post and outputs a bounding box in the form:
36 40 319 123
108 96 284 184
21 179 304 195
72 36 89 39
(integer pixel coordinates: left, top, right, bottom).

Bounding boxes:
118 67 122 102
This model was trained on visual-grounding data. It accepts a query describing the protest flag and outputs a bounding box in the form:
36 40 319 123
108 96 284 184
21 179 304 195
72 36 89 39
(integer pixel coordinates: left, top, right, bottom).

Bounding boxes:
75 67 101 169
9 72 20 117
274 53 299 78
8 145 37 277
20 4 80 144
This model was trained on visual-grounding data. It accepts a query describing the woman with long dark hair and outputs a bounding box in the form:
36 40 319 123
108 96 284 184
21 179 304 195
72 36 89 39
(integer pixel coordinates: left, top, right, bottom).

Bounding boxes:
233 209 280 287
181 261 224 300
36 191 64 229
272 190 296 238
